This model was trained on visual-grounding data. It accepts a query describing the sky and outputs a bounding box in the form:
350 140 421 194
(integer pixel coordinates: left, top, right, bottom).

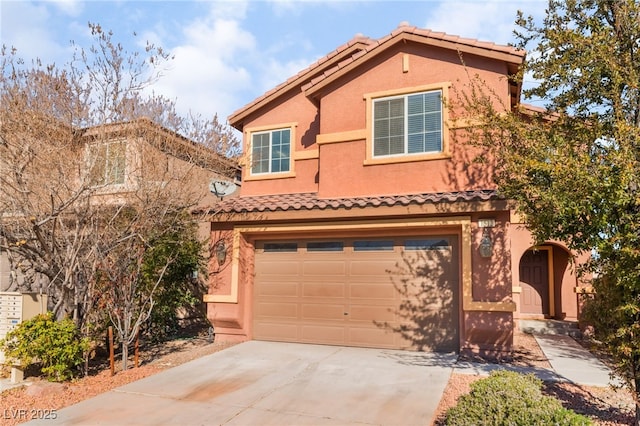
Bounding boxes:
0 0 549 124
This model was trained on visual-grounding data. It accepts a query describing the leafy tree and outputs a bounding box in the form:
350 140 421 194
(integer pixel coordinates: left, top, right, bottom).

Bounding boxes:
141 217 207 342
0 312 89 382
458 0 640 423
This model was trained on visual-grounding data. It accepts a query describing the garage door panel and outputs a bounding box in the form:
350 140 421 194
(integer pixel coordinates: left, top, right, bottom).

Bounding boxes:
350 260 398 276
303 260 346 276
350 283 396 300
253 323 299 341
256 302 298 319
348 327 397 348
256 282 299 297
301 325 345 344
349 305 395 322
258 260 300 276
398 321 458 352
302 304 346 320
303 282 345 298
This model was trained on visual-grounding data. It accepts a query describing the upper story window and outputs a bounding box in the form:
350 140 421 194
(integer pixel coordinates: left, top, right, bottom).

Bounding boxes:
373 90 442 157
88 140 126 186
251 128 291 175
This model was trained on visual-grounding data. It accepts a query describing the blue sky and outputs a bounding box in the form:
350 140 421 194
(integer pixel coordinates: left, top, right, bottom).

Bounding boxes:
1 0 548 123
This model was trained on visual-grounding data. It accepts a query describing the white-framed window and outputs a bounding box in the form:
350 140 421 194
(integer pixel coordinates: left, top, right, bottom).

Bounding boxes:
251 128 291 175
87 140 126 186
373 90 442 157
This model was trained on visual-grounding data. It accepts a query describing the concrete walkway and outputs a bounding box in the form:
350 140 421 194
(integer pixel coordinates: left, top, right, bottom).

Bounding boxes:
455 334 620 388
535 334 619 387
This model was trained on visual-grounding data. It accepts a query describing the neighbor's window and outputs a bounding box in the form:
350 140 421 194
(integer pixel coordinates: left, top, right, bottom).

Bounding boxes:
251 128 291 174
88 141 126 186
373 90 442 157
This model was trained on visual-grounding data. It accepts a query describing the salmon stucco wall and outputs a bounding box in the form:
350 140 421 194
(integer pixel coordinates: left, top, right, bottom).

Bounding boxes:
316 136 495 198
238 42 511 199
317 43 510 135
470 212 512 303
240 90 320 196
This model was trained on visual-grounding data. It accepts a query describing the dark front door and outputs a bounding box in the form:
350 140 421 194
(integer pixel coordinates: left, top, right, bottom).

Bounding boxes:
519 250 549 316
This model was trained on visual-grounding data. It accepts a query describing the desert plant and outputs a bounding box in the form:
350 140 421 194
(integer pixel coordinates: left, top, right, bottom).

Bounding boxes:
444 371 591 425
0 312 89 381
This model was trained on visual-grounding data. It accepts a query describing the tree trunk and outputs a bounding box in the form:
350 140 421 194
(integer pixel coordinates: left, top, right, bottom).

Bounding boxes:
634 371 640 426
121 341 128 371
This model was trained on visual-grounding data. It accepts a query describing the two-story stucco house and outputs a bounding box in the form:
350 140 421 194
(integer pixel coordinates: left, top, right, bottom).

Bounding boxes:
202 23 587 357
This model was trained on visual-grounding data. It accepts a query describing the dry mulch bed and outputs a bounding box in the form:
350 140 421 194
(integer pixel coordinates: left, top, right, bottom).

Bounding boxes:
432 331 636 425
1 329 636 426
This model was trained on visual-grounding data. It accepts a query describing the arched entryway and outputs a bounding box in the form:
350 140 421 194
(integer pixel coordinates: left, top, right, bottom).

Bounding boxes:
518 244 577 320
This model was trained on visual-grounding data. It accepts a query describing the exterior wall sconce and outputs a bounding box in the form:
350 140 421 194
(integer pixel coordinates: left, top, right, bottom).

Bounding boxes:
478 218 496 258
215 240 227 266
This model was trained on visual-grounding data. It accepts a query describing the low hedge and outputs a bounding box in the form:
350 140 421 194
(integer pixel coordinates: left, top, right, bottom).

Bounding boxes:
0 312 88 382
444 370 592 425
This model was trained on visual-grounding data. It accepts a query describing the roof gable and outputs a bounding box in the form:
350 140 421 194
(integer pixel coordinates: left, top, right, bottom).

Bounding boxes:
228 23 526 129
303 24 525 101
228 35 374 130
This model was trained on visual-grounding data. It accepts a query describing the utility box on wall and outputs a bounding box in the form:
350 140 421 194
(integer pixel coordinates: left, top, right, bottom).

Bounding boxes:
0 292 48 364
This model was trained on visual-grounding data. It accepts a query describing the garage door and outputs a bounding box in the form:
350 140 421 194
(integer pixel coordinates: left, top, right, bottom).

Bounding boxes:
253 236 459 351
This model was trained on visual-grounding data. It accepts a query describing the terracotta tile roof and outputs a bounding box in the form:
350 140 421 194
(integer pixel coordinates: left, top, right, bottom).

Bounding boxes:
205 190 500 214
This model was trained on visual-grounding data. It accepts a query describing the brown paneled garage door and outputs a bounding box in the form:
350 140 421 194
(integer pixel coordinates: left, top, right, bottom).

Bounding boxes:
253 236 459 351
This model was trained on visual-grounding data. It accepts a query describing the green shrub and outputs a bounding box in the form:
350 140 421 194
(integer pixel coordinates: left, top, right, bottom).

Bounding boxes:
0 312 89 382
444 371 592 426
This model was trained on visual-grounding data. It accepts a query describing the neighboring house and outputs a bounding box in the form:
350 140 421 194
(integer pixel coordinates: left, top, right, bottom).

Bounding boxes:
0 117 237 294
201 23 587 357
79 118 236 203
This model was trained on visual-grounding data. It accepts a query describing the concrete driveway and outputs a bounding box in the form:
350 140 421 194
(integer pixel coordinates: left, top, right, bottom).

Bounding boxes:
27 341 456 425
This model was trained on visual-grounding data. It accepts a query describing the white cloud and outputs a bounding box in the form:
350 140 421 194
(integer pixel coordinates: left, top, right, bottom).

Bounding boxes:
48 0 84 17
147 5 256 121
422 1 545 46
267 0 363 17
209 0 249 20
259 57 313 94
0 1 68 65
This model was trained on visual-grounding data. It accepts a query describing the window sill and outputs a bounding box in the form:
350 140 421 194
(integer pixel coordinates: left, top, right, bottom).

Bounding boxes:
363 152 451 166
244 171 296 181
89 183 132 194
